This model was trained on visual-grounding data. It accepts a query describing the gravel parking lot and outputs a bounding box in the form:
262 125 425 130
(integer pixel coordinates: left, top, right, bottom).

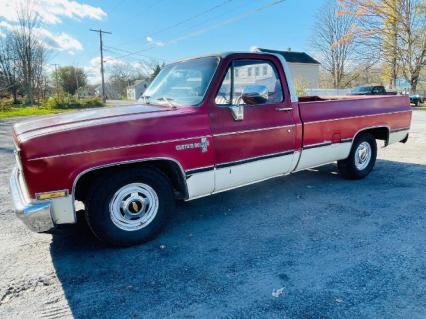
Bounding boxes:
0 111 425 319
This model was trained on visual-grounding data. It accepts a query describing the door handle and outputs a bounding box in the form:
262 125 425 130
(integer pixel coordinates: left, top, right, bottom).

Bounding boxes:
275 107 292 112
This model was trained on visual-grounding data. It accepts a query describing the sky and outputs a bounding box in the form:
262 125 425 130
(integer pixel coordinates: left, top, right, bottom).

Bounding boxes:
0 0 327 83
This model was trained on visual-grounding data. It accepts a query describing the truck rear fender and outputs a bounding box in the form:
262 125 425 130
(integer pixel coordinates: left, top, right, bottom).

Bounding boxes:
352 126 390 147
73 158 188 202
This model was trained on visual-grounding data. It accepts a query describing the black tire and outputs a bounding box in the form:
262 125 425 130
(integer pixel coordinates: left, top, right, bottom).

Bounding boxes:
84 167 175 246
337 133 377 180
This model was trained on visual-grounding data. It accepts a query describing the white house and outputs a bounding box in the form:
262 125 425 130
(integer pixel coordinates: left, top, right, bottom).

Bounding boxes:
257 48 321 88
127 80 149 100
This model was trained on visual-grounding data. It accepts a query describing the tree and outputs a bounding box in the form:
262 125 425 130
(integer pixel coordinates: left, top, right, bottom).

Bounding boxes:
108 63 137 98
0 32 20 103
150 63 164 81
398 0 426 92
312 0 357 88
12 3 48 104
338 0 426 92
55 66 87 95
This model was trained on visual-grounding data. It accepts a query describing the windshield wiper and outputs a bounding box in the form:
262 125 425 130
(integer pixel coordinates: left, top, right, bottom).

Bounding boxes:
156 96 177 108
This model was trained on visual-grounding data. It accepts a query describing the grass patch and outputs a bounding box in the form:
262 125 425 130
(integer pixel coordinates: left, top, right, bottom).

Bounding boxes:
0 96 105 119
0 107 80 119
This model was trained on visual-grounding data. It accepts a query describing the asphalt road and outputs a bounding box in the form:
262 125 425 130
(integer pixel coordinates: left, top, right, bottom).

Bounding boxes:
0 111 425 319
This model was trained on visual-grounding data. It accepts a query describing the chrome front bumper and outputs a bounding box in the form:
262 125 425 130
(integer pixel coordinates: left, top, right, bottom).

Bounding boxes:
9 167 55 232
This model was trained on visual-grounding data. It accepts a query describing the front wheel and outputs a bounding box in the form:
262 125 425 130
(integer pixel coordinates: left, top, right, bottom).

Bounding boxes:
337 133 377 179
85 167 175 246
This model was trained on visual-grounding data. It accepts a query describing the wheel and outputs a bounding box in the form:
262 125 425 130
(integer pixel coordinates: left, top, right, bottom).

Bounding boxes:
414 100 419 107
337 133 377 179
85 167 175 246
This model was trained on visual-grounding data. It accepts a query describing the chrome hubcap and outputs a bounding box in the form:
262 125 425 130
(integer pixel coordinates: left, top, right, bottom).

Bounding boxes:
109 183 159 231
355 142 372 170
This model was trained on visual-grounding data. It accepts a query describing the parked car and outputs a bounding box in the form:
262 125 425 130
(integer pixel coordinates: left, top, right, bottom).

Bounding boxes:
351 85 397 95
10 49 412 246
409 93 424 106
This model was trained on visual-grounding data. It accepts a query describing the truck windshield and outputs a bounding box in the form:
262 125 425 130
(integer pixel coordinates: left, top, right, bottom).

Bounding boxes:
141 57 219 107
352 86 372 93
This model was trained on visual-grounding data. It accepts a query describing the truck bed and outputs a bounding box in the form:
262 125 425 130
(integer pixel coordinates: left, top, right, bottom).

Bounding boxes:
294 95 412 170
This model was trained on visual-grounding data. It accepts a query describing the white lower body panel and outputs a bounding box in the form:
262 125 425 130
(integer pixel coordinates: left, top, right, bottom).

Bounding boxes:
295 142 352 171
186 152 294 200
388 129 409 145
214 153 294 192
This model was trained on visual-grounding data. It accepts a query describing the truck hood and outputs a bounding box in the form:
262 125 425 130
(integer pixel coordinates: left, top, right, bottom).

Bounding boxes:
14 104 169 140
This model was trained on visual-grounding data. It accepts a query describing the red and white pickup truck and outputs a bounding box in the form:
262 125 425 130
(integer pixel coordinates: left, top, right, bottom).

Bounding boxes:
10 49 412 246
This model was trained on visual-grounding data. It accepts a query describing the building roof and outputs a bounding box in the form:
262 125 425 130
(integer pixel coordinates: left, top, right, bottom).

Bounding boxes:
256 48 320 64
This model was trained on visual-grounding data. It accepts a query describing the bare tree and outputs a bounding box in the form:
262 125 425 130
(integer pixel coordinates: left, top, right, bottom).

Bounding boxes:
312 0 357 88
338 0 426 92
12 2 48 104
398 0 426 92
108 63 137 98
0 33 19 103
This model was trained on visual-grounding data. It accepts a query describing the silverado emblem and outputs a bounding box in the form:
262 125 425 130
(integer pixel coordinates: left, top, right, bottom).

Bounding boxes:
176 137 209 153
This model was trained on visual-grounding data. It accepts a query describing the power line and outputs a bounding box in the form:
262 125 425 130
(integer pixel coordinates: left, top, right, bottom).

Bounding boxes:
111 0 235 50
151 0 234 37
104 45 167 61
90 28 112 102
105 0 287 62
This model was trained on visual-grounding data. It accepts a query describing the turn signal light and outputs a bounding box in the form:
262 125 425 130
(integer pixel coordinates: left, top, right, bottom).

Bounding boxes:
36 190 67 200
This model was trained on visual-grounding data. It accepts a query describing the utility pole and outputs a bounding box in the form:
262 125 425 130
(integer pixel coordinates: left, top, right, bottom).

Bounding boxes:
51 63 60 98
90 29 112 103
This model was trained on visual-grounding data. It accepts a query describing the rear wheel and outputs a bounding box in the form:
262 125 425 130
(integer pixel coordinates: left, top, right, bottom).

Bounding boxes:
85 167 174 246
337 133 377 179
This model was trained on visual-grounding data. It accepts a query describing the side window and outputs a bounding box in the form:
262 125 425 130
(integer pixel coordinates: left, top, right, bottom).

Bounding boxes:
216 68 231 105
215 59 283 105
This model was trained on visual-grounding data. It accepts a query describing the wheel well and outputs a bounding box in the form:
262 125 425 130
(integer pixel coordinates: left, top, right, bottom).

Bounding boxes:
354 127 389 145
74 160 188 202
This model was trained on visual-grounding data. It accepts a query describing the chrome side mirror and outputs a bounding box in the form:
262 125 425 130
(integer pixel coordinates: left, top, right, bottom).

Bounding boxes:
241 85 269 105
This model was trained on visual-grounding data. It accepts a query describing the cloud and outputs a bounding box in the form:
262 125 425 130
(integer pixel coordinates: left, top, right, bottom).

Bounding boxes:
146 36 164 47
0 20 13 30
0 21 83 53
0 0 106 24
36 28 83 51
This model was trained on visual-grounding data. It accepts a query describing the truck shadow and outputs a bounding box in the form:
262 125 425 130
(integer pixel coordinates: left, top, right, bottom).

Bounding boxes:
49 159 425 318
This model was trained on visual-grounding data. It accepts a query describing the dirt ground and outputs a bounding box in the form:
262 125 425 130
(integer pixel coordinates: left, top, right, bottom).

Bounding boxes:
0 111 425 319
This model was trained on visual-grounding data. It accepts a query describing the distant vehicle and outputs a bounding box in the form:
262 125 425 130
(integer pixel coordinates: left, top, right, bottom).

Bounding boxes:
409 93 424 107
351 85 397 96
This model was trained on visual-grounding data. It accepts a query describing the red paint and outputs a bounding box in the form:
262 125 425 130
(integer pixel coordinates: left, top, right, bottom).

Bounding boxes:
12 52 412 198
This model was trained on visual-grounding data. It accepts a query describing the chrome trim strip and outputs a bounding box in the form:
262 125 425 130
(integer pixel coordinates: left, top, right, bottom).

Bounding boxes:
390 127 410 133
352 125 391 146
185 165 215 176
303 110 411 125
72 157 189 200
28 135 212 161
303 141 332 150
212 124 296 137
216 150 294 169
